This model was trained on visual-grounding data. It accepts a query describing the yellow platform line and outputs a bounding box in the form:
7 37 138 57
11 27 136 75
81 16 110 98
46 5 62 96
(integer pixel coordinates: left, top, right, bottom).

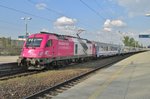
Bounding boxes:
88 64 128 99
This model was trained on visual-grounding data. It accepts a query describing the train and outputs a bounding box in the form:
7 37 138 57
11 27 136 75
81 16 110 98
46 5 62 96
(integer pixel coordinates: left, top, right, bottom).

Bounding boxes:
17 32 143 70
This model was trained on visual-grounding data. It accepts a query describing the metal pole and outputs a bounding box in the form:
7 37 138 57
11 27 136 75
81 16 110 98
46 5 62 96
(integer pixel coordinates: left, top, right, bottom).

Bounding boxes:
21 17 32 39
25 22 27 37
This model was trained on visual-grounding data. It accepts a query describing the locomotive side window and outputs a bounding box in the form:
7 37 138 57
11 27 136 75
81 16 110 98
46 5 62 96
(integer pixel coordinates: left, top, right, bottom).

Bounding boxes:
46 40 52 47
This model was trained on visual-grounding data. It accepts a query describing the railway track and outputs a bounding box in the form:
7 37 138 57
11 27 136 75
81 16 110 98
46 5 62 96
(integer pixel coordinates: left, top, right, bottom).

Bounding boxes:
0 52 141 81
0 55 122 81
0 59 102 81
0 61 90 81
0 70 41 80
24 54 131 99
0 62 37 80
0 62 17 70
0 62 21 77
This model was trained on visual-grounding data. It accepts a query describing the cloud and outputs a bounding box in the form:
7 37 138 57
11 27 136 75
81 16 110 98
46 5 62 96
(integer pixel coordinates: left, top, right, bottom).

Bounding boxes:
104 19 111 27
103 27 112 32
54 16 79 35
104 19 126 28
111 20 126 27
53 25 80 36
116 0 150 17
35 3 47 10
54 16 77 26
40 28 49 32
103 19 126 32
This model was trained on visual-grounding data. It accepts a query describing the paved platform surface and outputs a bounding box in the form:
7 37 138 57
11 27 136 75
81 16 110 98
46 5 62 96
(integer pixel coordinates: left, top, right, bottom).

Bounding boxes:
53 51 150 99
0 56 18 64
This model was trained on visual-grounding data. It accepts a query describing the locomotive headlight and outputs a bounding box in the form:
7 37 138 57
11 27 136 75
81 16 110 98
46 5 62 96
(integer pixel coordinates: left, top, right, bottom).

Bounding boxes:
38 51 44 56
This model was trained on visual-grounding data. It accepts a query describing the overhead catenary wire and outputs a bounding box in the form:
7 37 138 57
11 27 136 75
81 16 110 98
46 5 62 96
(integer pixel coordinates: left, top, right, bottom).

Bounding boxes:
0 19 40 30
0 19 20 26
105 0 121 18
0 1 105 38
28 0 65 16
79 0 106 21
28 0 99 30
0 1 93 35
94 0 113 19
0 4 53 22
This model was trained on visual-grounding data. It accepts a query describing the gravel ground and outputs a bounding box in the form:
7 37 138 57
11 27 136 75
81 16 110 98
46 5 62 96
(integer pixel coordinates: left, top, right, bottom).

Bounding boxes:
0 69 90 99
0 56 126 99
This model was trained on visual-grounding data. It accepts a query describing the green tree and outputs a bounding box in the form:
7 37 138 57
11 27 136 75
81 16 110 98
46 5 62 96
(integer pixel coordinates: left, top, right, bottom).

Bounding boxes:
123 36 130 46
123 36 140 47
129 37 135 46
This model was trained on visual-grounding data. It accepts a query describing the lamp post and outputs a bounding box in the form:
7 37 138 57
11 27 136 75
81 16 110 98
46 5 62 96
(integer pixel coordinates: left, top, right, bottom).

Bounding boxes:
21 17 32 38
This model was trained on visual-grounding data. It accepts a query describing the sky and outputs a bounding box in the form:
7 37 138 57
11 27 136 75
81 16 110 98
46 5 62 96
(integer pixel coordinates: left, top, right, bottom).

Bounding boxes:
0 0 150 46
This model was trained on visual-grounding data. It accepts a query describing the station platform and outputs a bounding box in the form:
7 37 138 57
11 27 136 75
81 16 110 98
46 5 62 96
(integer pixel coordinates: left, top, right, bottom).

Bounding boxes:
53 51 150 99
0 56 18 64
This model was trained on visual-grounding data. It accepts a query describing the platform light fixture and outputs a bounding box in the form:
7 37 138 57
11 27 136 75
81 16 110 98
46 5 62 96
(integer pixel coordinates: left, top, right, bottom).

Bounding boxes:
145 13 150 17
21 17 32 39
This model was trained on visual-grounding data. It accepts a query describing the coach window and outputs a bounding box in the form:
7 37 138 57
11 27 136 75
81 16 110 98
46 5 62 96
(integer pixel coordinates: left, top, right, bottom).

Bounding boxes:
46 40 52 47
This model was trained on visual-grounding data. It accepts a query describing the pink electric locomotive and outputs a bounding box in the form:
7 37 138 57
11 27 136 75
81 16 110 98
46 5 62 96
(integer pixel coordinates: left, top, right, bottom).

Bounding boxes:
18 32 96 70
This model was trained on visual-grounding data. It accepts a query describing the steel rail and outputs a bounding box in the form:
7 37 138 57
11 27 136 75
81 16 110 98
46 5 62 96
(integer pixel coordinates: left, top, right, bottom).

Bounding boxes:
24 54 132 99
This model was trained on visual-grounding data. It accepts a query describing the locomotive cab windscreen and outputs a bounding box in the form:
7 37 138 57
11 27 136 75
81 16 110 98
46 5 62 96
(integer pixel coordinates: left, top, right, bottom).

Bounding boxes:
25 38 43 47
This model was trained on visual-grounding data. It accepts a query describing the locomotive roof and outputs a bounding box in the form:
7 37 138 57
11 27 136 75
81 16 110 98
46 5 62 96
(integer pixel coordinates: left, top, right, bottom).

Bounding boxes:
40 32 92 43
